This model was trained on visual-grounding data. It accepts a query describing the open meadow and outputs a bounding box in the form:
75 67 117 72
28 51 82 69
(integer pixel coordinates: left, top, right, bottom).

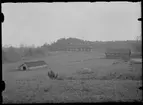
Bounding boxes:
2 51 142 103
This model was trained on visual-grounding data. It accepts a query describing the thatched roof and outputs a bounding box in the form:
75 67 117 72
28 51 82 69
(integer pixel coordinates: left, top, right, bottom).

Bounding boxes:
20 60 47 68
130 58 142 64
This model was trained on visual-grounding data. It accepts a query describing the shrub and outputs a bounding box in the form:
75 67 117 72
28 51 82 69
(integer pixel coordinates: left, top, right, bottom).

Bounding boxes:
48 71 58 79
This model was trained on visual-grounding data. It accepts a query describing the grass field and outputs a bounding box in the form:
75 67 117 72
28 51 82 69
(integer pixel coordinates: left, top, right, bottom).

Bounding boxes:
2 51 142 103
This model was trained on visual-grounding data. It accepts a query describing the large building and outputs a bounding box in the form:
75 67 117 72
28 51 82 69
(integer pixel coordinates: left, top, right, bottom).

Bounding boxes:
65 44 92 52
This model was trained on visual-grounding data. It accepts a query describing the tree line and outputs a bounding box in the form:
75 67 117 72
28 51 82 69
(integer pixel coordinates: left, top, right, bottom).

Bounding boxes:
2 37 141 64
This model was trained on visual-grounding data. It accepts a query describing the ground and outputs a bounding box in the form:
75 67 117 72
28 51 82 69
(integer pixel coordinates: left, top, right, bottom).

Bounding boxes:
2 51 142 103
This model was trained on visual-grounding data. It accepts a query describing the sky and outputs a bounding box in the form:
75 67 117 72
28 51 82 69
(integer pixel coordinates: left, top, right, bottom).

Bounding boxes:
2 2 141 47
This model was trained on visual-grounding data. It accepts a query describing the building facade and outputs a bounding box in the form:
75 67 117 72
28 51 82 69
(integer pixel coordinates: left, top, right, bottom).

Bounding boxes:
65 45 92 52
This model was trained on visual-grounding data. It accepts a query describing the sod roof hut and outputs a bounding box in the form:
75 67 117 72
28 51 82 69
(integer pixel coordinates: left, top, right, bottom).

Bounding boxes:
18 60 48 70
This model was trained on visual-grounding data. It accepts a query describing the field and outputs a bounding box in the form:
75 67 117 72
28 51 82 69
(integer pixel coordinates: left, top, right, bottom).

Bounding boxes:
2 51 142 103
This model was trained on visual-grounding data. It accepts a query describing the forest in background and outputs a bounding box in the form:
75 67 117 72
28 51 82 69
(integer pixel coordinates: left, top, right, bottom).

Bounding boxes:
2 37 142 64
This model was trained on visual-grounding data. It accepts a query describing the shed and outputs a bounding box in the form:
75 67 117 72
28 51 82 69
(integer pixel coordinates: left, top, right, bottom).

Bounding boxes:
130 58 142 64
18 60 48 70
105 48 131 60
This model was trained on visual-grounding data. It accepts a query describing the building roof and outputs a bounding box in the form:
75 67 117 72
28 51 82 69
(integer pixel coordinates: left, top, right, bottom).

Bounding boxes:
21 60 47 68
131 58 142 63
106 48 131 54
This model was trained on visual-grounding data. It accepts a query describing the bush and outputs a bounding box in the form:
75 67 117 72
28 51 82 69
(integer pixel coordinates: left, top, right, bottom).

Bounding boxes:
48 71 58 79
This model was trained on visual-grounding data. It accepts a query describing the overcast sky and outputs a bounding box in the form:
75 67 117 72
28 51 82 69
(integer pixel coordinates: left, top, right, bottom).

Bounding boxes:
2 2 141 47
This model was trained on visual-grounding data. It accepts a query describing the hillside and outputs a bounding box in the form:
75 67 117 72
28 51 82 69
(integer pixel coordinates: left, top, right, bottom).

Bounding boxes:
46 38 138 52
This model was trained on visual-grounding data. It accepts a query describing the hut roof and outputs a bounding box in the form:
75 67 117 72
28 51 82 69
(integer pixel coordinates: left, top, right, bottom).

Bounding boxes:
21 60 47 68
106 48 131 54
130 58 142 63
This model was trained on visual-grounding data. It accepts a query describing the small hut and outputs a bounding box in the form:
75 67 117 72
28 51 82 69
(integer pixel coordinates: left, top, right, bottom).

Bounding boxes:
18 60 48 70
